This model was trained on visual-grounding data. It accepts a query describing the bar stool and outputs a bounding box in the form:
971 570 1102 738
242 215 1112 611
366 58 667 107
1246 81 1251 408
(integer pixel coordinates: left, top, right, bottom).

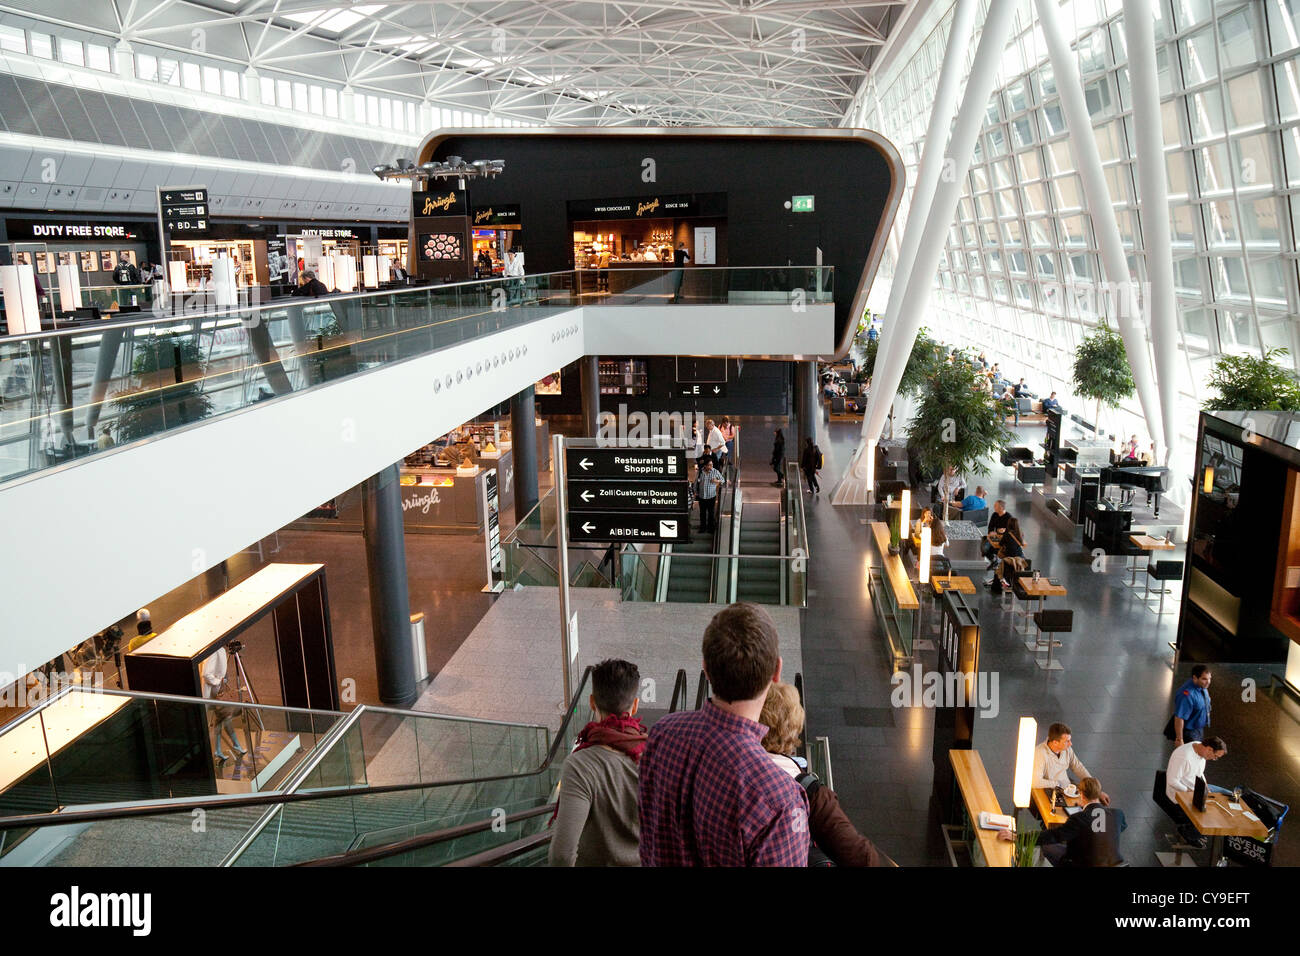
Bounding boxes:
1145 560 1184 615
1031 609 1072 671
1011 573 1036 635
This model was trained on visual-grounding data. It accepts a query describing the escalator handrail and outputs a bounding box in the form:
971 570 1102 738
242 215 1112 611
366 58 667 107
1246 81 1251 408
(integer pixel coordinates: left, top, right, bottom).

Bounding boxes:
293 803 557 867
447 829 552 867
694 670 710 711
0 666 596 834
794 672 807 755
668 668 689 713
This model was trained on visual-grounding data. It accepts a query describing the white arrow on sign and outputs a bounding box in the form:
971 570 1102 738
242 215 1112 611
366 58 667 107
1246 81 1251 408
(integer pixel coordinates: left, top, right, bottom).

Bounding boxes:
580 490 595 502
713 386 721 394
579 457 594 470
582 522 595 533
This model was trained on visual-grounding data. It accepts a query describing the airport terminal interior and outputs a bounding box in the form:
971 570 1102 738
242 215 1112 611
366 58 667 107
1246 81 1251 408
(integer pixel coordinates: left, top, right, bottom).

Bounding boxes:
3 0 1300 881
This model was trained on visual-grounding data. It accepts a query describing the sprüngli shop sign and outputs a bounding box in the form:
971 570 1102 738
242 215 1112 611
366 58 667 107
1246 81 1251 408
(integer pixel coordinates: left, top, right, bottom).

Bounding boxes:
471 204 521 228
414 188 467 218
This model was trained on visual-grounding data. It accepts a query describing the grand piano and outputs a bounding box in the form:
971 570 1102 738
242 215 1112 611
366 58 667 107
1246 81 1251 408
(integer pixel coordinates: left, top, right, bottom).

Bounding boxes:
1100 462 1172 517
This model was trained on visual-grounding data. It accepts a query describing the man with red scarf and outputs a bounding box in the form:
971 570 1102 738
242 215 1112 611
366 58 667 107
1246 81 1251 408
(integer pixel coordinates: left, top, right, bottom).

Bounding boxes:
549 658 647 866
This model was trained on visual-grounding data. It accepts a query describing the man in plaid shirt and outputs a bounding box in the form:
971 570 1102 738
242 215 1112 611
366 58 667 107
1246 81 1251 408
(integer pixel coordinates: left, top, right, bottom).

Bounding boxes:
638 603 810 866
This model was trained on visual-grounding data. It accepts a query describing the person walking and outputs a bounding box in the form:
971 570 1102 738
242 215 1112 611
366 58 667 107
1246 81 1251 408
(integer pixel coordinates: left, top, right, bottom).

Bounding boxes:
1167 665 1212 746
799 437 822 495
770 428 786 487
694 457 723 534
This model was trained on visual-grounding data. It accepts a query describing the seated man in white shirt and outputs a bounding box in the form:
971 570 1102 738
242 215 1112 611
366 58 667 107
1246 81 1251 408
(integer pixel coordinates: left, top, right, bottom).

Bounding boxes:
1032 722 1110 806
1163 735 1228 848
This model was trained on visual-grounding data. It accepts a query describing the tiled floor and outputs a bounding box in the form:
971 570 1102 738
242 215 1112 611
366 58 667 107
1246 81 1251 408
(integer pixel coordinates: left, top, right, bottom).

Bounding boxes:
802 417 1300 867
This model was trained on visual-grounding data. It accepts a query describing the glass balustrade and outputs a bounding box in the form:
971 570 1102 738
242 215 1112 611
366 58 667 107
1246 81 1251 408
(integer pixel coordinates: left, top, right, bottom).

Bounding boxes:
0 267 831 489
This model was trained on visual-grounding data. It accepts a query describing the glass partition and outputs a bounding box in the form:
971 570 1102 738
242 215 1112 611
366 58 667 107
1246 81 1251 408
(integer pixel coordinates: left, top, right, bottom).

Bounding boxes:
0 272 580 486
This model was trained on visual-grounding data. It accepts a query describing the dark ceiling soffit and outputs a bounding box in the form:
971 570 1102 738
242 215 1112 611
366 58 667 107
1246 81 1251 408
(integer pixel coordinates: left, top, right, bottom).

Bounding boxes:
413 126 904 362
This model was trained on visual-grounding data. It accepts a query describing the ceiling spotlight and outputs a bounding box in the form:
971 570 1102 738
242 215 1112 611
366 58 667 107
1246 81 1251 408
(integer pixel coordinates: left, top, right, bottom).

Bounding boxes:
372 164 393 179
394 157 411 169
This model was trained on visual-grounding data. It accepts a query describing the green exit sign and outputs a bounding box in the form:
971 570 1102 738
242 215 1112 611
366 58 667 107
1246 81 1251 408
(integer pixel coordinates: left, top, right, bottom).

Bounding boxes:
791 195 815 212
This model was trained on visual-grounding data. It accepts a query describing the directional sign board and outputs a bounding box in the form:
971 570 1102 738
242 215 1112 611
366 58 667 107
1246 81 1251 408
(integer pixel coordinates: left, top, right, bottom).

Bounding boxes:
677 383 727 398
569 480 688 513
159 186 209 235
569 513 687 544
565 447 686 480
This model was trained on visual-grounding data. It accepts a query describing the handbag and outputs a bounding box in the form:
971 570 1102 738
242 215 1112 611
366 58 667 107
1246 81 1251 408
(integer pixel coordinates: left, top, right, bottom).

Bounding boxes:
1162 714 1177 741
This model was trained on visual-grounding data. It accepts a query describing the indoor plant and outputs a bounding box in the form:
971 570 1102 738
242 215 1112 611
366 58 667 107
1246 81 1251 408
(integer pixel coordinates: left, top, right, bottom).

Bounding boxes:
1072 323 1135 439
1203 347 1300 411
907 356 1012 519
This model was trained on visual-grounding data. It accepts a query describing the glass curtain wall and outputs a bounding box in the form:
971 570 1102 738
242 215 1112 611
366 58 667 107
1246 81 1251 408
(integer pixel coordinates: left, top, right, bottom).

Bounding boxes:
861 0 1300 501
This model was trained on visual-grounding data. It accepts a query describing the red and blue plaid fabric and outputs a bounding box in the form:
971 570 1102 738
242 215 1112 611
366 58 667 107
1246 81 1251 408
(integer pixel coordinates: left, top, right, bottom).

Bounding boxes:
638 699 810 866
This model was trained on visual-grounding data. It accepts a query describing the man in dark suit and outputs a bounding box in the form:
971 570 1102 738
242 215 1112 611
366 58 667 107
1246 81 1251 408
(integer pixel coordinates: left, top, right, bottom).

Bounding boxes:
999 776 1126 866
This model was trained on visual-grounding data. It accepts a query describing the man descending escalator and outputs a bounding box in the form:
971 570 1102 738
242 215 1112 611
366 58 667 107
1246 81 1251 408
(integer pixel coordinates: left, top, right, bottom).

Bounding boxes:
694 457 723 534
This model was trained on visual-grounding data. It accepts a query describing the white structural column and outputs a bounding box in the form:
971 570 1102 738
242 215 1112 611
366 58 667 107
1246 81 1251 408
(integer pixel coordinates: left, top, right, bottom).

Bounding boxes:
1124 0 1180 463
1036 0 1165 450
859 0 1018 461
860 0 980 457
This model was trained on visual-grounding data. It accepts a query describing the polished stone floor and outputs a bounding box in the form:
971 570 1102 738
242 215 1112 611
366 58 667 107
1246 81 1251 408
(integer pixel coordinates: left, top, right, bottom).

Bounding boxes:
800 418 1300 867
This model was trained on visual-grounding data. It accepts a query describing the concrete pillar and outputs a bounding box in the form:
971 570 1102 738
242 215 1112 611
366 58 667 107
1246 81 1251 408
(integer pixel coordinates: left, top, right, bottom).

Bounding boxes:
861 0 980 449
1037 0 1165 453
511 385 540 523
579 355 600 437
1124 0 1180 463
795 360 817 451
362 463 417 706
859 0 1019 447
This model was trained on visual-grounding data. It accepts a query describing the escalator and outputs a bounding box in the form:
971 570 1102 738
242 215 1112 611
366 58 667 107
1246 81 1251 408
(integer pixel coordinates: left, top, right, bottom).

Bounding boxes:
661 472 734 603
0 663 717 868
735 498 784 603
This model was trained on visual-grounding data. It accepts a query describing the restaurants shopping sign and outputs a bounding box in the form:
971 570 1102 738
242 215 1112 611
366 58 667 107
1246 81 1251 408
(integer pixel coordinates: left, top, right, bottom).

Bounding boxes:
158 185 209 236
565 447 690 543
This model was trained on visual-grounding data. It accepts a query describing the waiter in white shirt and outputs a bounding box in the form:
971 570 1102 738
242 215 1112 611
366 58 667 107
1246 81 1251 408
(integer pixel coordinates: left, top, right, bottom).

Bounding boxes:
1163 735 1229 846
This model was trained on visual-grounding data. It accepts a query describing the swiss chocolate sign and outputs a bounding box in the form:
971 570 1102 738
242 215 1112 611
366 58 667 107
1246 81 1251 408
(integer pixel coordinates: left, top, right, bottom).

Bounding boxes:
567 191 726 221
471 204 521 228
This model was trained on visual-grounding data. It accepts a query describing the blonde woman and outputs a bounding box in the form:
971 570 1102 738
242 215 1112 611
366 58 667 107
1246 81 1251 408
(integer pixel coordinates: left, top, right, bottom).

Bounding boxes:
760 683 883 867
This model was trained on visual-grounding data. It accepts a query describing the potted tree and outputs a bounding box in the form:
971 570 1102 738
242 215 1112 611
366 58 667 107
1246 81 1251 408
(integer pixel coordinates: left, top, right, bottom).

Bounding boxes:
907 357 1012 520
1203 347 1300 411
1072 323 1134 440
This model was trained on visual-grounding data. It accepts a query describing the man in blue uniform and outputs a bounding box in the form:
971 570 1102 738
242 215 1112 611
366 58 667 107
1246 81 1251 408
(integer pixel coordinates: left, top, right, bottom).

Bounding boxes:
1171 665 1212 746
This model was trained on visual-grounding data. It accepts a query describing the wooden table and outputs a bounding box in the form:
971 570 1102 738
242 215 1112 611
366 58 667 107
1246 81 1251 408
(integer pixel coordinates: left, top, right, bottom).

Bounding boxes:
950 750 1015 866
932 575 976 596
1176 790 1269 866
1128 533 1177 588
1031 786 1082 827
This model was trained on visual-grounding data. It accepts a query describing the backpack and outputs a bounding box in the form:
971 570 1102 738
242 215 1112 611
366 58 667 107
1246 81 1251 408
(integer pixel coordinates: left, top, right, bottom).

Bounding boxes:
814 446 823 470
114 263 134 284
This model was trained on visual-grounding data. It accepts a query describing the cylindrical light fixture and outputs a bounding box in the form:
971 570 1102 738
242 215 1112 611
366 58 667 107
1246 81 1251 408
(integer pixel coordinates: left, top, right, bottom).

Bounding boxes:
899 488 910 544
1013 716 1038 810
1202 465 1214 494
362 254 379 288
919 525 931 584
